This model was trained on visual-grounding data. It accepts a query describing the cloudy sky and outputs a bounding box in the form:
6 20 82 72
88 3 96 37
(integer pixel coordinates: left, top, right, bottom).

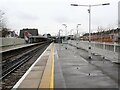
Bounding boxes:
0 0 119 35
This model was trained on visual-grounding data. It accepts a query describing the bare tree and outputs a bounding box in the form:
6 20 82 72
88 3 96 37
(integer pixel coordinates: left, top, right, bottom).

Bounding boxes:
0 10 6 28
0 10 9 37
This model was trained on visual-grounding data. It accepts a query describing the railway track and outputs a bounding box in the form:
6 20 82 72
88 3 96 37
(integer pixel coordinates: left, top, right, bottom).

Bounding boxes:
1 42 50 89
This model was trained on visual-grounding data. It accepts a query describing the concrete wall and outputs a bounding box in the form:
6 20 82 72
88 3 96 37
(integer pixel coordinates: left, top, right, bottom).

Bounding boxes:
68 40 120 63
0 37 25 47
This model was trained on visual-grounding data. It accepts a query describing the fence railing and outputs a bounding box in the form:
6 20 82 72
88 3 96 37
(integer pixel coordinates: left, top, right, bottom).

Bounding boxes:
68 40 120 63
80 41 120 53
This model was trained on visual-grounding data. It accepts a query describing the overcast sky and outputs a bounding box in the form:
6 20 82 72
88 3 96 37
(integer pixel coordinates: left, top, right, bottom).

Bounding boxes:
0 0 119 35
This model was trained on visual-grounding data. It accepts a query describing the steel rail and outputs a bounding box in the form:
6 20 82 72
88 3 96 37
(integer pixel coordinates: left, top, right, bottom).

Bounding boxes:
1 42 48 80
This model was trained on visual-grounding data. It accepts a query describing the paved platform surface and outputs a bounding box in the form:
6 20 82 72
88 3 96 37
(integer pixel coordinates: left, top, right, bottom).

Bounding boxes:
0 43 37 53
54 44 119 88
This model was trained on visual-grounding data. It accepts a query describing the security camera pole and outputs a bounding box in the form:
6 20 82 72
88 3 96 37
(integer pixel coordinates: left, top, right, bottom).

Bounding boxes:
71 3 110 59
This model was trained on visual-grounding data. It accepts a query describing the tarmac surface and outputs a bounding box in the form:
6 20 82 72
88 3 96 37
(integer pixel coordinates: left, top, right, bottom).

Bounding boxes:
54 43 119 88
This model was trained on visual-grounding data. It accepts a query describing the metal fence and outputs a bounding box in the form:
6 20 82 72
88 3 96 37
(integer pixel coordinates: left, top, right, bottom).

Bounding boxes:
79 41 120 53
68 40 120 63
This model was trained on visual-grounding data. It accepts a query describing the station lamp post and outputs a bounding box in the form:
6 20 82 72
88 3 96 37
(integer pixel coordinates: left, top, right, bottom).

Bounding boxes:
58 29 63 50
77 24 81 36
70 29 74 40
76 24 81 48
70 29 74 35
62 24 68 49
69 29 74 43
71 3 110 59
59 29 63 44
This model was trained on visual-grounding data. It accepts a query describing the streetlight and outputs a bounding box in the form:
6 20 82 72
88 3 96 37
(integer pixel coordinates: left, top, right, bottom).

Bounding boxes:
70 29 74 40
76 24 81 49
69 29 74 43
77 24 81 35
59 29 63 44
62 24 68 49
71 3 110 59
58 29 63 50
70 29 74 35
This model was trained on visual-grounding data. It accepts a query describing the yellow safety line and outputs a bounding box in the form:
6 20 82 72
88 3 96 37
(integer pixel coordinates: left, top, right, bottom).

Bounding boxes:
50 43 54 89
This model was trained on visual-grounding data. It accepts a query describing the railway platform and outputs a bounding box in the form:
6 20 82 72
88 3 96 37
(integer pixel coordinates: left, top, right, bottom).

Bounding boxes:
10 43 119 89
0 43 38 53
54 44 119 88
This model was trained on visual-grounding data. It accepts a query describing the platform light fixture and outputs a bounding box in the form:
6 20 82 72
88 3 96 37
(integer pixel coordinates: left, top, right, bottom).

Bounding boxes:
71 3 110 59
76 24 81 49
59 29 63 44
62 24 68 49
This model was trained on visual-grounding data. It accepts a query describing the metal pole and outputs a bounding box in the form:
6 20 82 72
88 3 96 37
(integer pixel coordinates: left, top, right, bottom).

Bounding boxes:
71 3 110 59
59 30 61 50
88 5 92 59
70 29 73 43
62 24 67 49
65 26 68 49
76 24 81 49
59 30 60 44
77 25 79 40
76 25 78 48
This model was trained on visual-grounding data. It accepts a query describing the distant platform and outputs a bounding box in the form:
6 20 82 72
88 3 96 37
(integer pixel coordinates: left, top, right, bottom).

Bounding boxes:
0 43 37 53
